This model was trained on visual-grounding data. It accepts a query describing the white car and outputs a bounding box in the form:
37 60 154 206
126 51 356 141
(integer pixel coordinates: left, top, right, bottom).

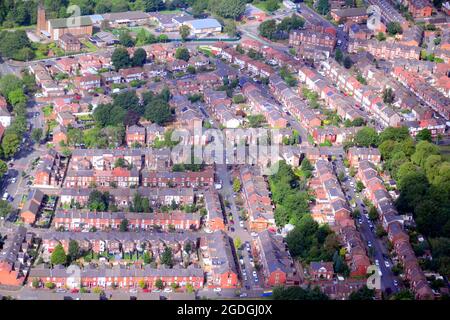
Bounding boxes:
251 232 258 237
240 293 248 298
11 178 16 184
252 271 257 277
239 221 244 228
163 288 173 293
393 280 399 287
384 261 390 268
375 259 379 266
213 287 222 292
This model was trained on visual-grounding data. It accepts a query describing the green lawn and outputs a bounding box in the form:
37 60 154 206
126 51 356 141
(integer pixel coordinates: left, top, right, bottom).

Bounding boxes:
81 40 98 52
158 9 183 14
253 1 270 12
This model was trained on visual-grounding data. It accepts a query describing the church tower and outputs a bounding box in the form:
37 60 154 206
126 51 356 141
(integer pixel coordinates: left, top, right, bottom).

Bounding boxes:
36 1 47 35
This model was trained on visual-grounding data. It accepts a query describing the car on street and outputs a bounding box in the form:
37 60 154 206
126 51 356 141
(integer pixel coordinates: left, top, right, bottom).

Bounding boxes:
239 221 244 228
393 280 399 287
251 232 258 237
239 293 248 298
367 241 372 247
163 288 173 293
56 288 66 293
213 287 222 292
375 259 379 266
230 227 235 232
384 261 390 268
252 271 257 277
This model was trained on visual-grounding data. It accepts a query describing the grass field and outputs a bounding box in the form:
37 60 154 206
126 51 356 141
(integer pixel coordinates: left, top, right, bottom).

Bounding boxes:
158 9 183 14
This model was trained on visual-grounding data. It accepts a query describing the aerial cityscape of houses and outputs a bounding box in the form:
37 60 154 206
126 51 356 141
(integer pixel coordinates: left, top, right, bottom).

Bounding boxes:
0 0 448 302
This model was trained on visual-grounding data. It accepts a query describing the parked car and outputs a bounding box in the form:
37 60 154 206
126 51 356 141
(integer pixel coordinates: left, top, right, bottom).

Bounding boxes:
384 261 390 268
213 287 222 292
375 259 379 266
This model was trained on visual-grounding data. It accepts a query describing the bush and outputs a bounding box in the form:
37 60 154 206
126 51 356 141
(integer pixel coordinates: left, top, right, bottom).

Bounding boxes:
45 282 56 289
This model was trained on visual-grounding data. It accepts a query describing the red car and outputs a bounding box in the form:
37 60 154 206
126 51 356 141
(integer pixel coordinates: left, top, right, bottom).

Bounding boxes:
70 288 79 293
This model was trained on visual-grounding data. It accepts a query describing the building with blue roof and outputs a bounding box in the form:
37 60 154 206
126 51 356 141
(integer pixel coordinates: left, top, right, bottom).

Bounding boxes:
183 18 222 38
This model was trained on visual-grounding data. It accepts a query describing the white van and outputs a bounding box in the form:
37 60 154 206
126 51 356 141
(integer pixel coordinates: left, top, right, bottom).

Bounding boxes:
2 192 9 201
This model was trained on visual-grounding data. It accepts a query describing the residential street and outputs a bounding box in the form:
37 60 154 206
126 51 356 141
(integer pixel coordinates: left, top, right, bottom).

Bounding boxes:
333 158 399 294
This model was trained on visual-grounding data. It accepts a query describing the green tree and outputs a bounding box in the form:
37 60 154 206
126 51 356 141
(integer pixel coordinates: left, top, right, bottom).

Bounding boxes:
335 48 343 63
382 88 395 104
411 140 439 168
343 56 353 69
138 279 147 289
31 128 43 143
273 286 329 300
224 20 237 37
7 88 27 106
234 237 242 251
132 48 147 67
120 219 129 232
144 99 171 125
68 240 80 262
32 278 40 289
368 206 379 221
0 160 7 179
1 132 20 158
51 244 67 266
88 190 110 211
175 47 190 61
179 24 191 41
161 247 173 267
155 279 164 289
354 127 378 147
266 0 280 12
233 177 241 192
348 286 374 300
0 200 12 218
416 129 432 142
387 22 403 35
112 47 131 70
258 19 277 39
391 289 415 300
316 0 330 15
214 0 246 20
119 32 135 47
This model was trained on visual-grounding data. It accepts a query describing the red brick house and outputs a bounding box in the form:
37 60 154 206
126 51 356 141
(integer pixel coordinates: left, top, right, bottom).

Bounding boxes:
126 125 146 146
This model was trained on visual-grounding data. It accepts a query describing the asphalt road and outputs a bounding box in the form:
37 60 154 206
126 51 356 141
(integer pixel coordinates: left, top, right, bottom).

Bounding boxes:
333 158 399 295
